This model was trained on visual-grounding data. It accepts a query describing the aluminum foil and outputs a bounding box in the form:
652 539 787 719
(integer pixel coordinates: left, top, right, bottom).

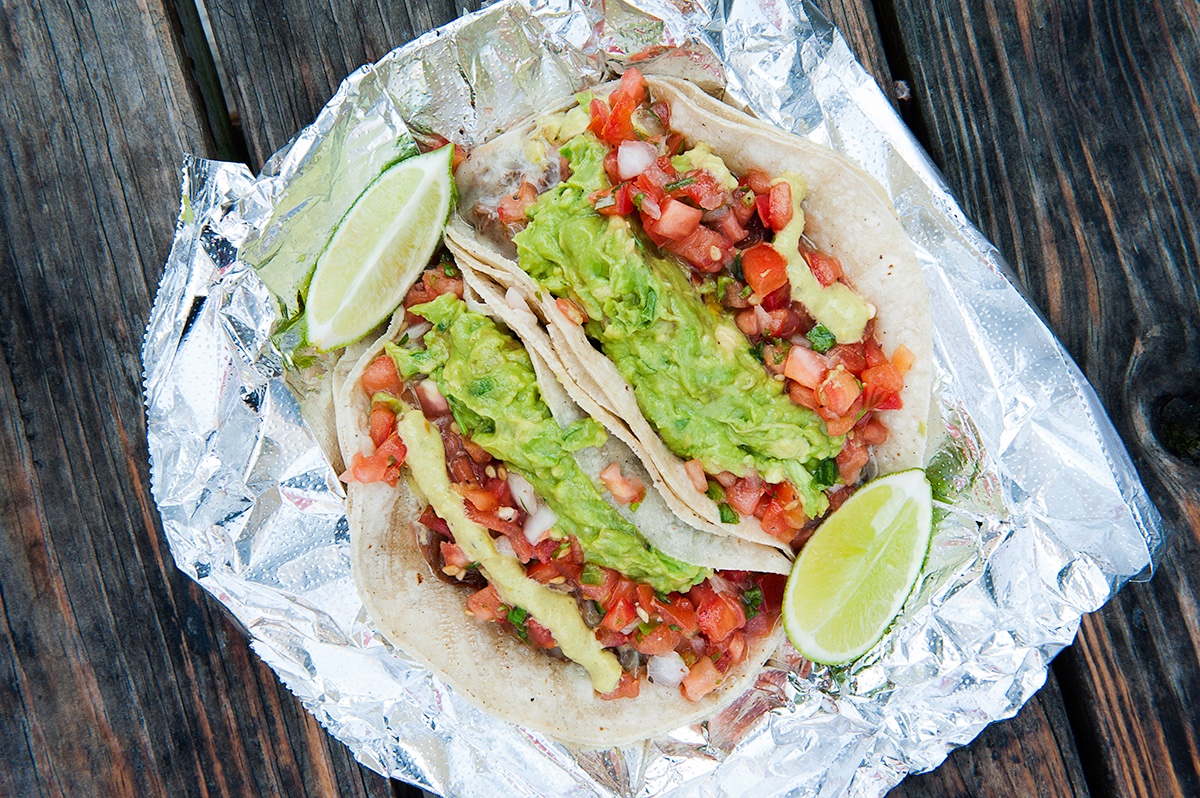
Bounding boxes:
143 1 1164 795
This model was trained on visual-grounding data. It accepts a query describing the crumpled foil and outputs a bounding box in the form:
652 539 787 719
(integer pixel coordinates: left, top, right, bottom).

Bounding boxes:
143 1 1164 795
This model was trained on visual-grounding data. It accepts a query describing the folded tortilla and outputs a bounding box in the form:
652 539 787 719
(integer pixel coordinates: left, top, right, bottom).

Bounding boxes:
447 75 932 548
334 279 787 747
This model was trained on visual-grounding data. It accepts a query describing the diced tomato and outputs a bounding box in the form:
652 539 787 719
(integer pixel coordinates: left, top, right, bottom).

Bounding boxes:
418 505 451 536
715 209 748 243
662 224 733 272
527 559 559 583
497 180 538 226
755 193 774 230
759 284 791 312
774 482 809 528
684 459 709 494
526 618 557 649
652 594 699 637
603 149 622 184
635 582 656 613
361 355 403 398
649 100 671 128
675 170 726 210
601 595 638 632
457 483 499 512
425 264 465 300
734 308 760 336
768 182 792 230
725 476 764 516
594 626 630 648
588 97 610 138
664 132 684 156
837 439 871 485
784 345 828 389
376 434 407 468
818 367 863 416
556 297 587 325
759 502 794 542
863 335 889 368
635 623 682 656
857 416 889 445
823 412 859 437
340 451 386 485
787 381 820 410
645 197 701 239
766 308 803 338
689 582 746 643
578 565 620 603
462 501 522 539
827 343 867 376
600 460 648 504
440 541 471 571
891 343 915 376
681 656 722 701
600 671 641 701
862 363 904 394
369 406 395 447
466 585 505 622
594 181 636 216
761 342 790 376
741 243 789 298
594 68 647 145
875 393 903 410
731 188 757 224
744 169 773 194
802 248 845 287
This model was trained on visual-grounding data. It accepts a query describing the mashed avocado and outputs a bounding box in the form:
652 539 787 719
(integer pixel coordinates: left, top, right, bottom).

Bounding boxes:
770 174 871 343
391 293 708 594
514 134 842 516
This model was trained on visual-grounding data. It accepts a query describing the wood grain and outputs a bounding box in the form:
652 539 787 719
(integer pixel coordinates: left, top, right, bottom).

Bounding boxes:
201 0 481 170
0 1 390 795
888 0 1200 795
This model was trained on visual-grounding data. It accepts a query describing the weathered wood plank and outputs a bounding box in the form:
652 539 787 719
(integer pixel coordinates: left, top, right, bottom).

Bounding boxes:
889 0 1200 795
202 0 479 170
0 1 391 795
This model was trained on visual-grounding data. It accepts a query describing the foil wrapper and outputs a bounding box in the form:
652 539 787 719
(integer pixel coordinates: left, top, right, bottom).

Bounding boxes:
143 1 1164 795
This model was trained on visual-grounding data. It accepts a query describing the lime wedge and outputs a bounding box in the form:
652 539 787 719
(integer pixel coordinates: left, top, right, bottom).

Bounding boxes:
783 469 932 664
305 144 454 350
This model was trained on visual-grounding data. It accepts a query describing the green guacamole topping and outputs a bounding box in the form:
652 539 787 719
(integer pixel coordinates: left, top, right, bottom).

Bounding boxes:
513 134 843 517
390 293 708 593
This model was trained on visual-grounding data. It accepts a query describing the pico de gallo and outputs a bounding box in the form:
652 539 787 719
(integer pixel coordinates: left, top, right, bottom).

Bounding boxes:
469 68 914 551
343 261 784 701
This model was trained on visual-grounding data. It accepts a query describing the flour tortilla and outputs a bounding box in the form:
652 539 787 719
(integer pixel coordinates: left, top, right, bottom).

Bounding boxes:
448 75 932 544
334 290 786 748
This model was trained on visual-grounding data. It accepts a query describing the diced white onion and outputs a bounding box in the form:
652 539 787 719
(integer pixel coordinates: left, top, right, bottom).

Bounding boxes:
753 304 773 333
494 536 516 559
505 287 526 310
617 140 659 180
507 472 538 514
415 380 450 415
523 504 558 544
708 574 736 596
647 651 689 687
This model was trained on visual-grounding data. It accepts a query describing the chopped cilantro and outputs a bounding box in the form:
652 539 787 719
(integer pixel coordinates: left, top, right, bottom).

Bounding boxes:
442 263 460 277
630 500 642 512
580 564 605 585
731 253 744 281
806 324 836 354
664 176 697 192
718 502 738 524
637 620 657 637
811 457 840 487
750 341 765 362
716 275 735 299
632 192 646 210
705 481 726 502
507 605 529 641
740 284 754 298
742 586 763 619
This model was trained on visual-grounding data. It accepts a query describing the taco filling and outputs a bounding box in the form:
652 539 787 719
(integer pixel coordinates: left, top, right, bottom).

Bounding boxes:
342 263 784 701
466 69 915 550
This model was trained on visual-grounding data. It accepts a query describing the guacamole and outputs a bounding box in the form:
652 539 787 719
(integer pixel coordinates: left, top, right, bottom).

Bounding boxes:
513 134 842 517
391 293 708 594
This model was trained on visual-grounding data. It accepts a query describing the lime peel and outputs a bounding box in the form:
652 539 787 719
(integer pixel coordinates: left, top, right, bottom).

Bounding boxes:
783 468 932 665
305 144 454 350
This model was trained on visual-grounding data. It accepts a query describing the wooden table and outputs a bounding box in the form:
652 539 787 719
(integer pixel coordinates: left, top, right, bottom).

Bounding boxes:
2 1 1197 795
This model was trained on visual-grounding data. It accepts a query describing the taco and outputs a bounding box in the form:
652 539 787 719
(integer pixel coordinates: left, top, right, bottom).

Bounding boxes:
335 258 791 747
447 69 932 552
